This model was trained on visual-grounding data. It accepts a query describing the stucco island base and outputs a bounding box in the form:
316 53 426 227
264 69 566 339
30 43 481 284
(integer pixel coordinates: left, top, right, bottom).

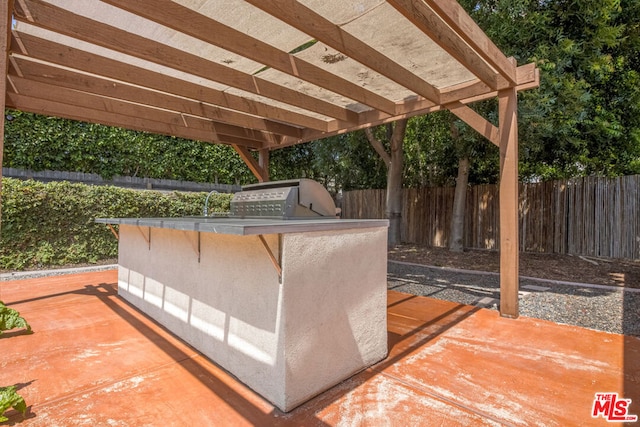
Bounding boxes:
113 220 388 412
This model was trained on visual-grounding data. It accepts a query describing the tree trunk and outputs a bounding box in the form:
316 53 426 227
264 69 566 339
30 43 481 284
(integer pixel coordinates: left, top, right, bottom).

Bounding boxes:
364 120 407 247
449 156 469 252
386 120 407 246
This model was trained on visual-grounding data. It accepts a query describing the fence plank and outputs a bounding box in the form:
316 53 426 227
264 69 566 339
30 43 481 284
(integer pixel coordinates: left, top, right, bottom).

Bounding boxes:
341 175 640 259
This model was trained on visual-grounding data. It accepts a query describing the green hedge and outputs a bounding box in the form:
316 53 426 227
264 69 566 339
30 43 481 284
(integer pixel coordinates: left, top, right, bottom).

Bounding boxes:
0 178 232 270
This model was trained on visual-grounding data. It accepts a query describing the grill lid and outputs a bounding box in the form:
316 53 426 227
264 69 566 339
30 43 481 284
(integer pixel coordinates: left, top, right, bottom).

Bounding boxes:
230 179 338 219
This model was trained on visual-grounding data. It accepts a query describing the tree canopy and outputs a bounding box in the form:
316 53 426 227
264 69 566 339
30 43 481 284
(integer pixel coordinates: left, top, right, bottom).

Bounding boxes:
463 0 640 179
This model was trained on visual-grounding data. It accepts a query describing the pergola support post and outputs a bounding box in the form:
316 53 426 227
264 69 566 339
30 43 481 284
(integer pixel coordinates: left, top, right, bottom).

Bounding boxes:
446 91 521 318
0 1 12 233
498 87 519 318
258 148 270 182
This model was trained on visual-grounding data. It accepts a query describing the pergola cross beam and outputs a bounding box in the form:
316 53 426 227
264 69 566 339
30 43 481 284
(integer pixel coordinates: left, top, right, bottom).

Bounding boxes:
9 57 304 138
446 101 499 146
233 145 268 183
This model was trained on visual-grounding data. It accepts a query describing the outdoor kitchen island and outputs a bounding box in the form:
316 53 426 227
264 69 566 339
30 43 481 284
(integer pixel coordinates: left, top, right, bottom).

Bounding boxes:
96 210 388 412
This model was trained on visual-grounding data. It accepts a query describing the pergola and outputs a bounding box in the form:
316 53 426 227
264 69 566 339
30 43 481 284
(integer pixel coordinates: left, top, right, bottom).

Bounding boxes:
0 0 539 318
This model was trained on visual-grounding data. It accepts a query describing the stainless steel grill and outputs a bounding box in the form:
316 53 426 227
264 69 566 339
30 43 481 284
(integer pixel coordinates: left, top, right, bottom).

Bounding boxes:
230 179 338 219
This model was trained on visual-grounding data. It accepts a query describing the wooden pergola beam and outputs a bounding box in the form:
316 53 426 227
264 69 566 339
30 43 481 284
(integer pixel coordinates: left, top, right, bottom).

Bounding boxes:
243 0 442 107
101 0 398 116
8 75 276 146
440 63 538 105
11 57 303 139
5 91 265 149
0 0 11 233
498 87 519 318
446 101 499 146
15 0 360 123
388 0 517 89
11 56 302 142
426 0 518 85
390 63 538 118
11 28 331 132
233 145 268 183
293 68 538 148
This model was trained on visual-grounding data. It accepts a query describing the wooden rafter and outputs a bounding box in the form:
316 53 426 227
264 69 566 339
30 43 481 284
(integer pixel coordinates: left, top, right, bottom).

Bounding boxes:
244 0 442 107
15 0 360 123
440 63 537 105
101 0 398 116
387 0 517 89
298 67 538 146
11 28 333 133
422 0 518 86
5 91 245 147
392 63 538 117
10 57 304 138
8 75 277 146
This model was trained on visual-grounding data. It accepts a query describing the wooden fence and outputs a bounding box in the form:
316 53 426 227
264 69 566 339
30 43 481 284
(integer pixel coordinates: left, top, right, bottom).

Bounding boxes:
341 175 640 260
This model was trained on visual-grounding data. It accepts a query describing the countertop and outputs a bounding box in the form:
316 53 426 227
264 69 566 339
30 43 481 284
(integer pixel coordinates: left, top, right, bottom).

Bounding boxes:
95 216 389 236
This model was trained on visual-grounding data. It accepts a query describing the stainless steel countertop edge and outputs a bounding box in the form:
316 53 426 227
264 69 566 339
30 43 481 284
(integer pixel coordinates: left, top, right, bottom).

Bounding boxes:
95 217 389 235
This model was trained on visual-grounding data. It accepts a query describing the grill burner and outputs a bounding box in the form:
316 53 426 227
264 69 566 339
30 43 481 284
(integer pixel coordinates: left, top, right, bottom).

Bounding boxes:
230 179 338 219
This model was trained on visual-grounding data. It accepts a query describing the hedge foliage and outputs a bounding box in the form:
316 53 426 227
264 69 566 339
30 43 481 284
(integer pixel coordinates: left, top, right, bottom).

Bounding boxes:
0 178 232 270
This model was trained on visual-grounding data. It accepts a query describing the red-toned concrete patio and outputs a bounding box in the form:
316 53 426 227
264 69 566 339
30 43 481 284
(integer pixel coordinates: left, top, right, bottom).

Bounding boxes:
1 270 638 426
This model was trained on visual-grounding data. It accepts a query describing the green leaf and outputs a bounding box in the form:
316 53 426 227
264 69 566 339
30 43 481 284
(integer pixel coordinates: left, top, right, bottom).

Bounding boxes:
0 301 32 336
0 385 27 422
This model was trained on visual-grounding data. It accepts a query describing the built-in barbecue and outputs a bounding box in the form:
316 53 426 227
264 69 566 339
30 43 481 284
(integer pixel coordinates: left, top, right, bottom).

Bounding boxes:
228 179 339 219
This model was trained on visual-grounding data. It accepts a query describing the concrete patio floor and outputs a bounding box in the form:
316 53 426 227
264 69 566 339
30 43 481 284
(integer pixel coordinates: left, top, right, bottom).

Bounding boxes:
0 270 638 426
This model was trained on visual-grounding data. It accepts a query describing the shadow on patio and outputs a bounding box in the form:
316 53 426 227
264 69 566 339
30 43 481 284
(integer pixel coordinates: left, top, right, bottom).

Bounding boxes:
0 270 638 426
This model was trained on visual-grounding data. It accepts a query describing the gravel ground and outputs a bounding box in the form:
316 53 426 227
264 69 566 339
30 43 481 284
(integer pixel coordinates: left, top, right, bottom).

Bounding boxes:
0 264 118 281
388 260 640 337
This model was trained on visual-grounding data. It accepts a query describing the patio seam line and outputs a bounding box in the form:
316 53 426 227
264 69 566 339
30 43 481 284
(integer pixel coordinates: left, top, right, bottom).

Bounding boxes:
389 259 640 293
369 366 517 427
12 278 203 414
22 352 202 413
